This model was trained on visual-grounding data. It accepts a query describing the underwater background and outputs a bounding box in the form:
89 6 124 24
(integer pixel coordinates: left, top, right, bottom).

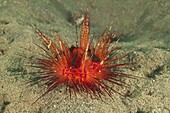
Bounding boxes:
0 0 170 113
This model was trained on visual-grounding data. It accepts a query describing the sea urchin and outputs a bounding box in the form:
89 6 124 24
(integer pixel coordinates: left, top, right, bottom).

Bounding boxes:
23 12 135 102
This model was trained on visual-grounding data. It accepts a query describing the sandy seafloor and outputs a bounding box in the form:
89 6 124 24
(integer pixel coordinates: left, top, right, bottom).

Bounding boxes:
0 0 170 113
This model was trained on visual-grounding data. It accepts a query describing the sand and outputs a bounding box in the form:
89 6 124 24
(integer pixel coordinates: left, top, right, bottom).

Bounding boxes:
0 0 170 113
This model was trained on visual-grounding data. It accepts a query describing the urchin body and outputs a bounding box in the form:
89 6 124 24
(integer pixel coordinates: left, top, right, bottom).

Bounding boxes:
26 12 132 102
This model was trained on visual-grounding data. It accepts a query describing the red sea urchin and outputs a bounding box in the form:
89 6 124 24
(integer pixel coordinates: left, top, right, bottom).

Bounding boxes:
24 12 135 102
